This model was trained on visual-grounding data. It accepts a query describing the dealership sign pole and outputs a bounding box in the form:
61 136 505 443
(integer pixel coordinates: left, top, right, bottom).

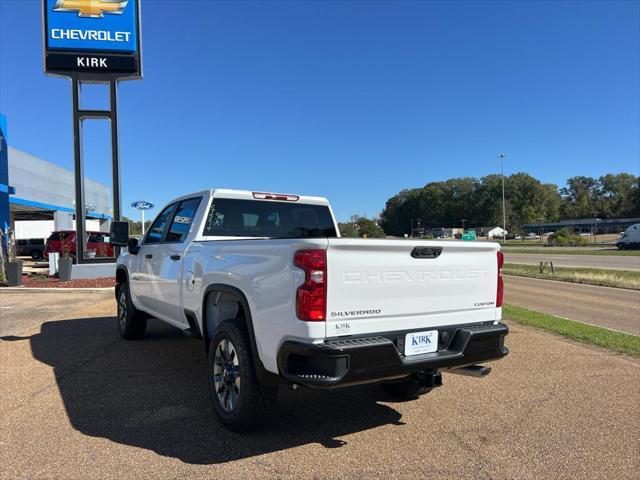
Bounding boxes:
130 201 153 235
42 0 142 265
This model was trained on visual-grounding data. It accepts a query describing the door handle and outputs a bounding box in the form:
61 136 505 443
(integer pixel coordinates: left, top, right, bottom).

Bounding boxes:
145 254 153 259
170 255 181 261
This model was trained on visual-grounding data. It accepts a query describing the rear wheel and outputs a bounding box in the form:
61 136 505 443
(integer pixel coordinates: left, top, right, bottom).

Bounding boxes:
380 374 433 400
31 249 43 260
207 320 276 431
117 282 147 340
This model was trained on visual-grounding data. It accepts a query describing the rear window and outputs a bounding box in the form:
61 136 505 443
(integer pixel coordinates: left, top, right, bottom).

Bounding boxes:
48 232 74 241
29 239 45 245
203 198 337 239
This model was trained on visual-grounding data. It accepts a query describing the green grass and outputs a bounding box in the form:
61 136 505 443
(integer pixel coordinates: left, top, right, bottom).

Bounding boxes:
503 304 640 358
503 263 640 289
501 247 640 256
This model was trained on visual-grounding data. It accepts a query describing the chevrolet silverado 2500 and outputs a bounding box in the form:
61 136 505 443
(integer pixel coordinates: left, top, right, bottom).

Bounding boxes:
110 189 508 431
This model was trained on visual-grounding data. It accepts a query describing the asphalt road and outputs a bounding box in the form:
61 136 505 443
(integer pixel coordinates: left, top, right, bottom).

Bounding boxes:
504 276 640 335
504 253 640 271
1 291 639 479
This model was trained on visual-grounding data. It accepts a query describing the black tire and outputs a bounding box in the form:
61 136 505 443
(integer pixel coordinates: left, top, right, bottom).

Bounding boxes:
380 375 432 400
207 320 276 432
116 282 147 340
31 250 43 260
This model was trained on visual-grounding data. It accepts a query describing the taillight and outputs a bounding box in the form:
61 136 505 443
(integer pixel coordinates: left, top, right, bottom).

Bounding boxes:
294 249 327 321
496 250 504 307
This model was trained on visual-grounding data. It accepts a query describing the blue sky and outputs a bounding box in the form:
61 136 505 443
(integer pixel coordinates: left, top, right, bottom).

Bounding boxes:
1 0 638 221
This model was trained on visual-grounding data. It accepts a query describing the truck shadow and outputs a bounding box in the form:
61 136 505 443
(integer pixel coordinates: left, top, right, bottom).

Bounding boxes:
29 316 404 464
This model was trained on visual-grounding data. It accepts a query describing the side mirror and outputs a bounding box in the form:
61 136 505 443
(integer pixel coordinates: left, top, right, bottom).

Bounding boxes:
127 237 140 255
109 221 129 246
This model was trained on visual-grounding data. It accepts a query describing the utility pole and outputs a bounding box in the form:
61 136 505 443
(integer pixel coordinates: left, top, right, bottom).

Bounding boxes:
538 217 544 245
498 153 507 243
593 211 599 244
461 219 467 231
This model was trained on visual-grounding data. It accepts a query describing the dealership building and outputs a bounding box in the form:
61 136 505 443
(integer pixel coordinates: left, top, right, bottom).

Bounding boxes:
523 218 640 235
3 146 112 240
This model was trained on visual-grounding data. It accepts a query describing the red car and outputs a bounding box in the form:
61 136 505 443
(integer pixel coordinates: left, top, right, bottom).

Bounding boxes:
45 230 114 259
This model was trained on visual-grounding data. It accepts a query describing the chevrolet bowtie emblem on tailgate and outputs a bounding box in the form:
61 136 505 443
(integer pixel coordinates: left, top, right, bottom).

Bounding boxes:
53 0 128 18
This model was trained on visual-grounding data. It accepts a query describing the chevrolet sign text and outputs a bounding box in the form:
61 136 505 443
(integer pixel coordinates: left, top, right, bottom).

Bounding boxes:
50 28 131 42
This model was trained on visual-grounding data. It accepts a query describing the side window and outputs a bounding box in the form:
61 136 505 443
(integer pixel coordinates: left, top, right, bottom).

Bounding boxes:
145 203 178 244
166 197 202 243
87 233 102 243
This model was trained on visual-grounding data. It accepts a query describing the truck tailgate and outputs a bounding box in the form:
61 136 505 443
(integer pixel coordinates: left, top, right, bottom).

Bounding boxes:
325 239 500 337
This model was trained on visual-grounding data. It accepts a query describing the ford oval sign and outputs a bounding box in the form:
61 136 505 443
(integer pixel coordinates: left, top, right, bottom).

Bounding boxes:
131 201 153 210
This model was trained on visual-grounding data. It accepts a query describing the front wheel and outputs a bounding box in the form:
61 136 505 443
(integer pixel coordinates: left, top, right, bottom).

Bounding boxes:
207 320 276 431
117 282 147 340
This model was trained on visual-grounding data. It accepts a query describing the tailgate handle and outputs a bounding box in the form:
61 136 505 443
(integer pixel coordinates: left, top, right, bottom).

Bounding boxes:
411 247 442 259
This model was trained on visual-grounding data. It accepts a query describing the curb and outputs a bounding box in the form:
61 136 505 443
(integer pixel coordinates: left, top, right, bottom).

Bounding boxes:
0 287 114 293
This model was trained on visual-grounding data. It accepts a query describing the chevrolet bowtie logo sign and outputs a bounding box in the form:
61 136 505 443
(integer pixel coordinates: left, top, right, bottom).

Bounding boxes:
53 0 128 18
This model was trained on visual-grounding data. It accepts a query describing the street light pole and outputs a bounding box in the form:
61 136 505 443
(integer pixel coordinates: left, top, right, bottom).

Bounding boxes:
498 153 507 243
538 217 544 245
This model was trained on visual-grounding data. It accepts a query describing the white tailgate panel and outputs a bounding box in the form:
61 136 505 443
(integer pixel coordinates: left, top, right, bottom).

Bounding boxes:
325 239 499 337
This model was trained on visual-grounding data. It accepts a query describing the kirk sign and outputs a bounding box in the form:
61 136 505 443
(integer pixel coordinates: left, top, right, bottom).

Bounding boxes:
42 0 142 78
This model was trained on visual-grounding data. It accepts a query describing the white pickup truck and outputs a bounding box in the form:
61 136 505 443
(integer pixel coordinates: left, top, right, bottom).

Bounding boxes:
110 189 508 431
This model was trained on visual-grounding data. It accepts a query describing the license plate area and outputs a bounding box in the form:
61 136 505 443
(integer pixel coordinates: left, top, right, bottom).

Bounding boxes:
404 330 438 356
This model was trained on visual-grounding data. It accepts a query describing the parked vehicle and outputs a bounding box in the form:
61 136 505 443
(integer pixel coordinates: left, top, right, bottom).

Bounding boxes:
45 230 113 259
16 238 46 259
617 223 640 249
110 189 509 431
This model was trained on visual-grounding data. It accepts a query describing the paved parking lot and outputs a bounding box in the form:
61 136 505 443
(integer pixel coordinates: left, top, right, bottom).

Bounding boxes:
0 289 113 337
1 291 639 479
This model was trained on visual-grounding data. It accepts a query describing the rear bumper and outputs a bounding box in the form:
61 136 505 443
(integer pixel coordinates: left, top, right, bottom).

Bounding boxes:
277 322 508 388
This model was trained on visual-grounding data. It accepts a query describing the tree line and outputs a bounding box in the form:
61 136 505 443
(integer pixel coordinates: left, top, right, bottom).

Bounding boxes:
376 172 639 237
122 217 152 236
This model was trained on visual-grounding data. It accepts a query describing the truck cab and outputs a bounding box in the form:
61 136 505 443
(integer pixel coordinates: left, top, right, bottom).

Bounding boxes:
617 223 640 250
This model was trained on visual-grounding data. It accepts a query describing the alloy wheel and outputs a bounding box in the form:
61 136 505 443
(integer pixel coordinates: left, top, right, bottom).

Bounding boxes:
213 339 241 412
118 291 127 330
